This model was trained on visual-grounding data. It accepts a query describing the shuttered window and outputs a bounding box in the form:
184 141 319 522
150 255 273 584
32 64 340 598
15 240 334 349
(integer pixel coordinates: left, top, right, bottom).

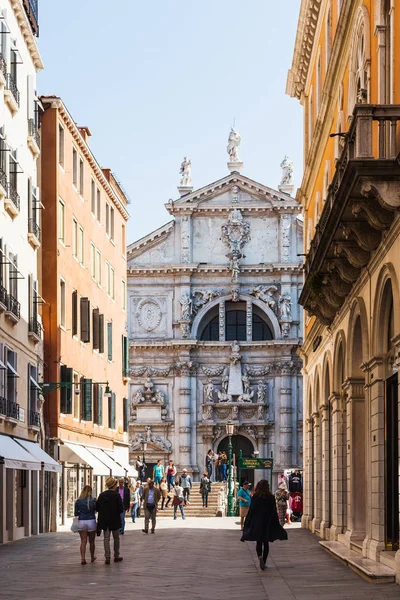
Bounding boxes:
93 383 103 425
99 314 105 353
81 378 93 421
122 335 129 377
107 322 112 361
60 365 73 414
72 291 78 336
123 397 128 432
92 308 100 350
80 297 90 342
108 392 115 429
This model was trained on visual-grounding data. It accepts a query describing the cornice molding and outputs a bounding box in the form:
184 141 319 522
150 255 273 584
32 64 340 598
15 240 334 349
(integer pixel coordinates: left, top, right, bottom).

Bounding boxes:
127 221 174 257
127 263 303 276
10 0 43 71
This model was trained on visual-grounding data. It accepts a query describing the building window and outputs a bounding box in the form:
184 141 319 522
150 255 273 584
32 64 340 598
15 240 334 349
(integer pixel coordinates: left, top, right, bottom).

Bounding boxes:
316 51 321 114
108 392 116 429
8 251 18 302
60 279 66 327
28 274 38 327
73 372 80 419
252 313 273 341
78 226 84 265
107 321 113 361
58 124 64 167
110 207 115 241
79 158 84 196
0 343 5 401
121 279 126 311
60 365 73 414
58 199 65 242
72 218 78 258
28 364 39 417
81 378 93 421
200 315 220 341
99 314 104 353
93 383 103 425
96 189 101 222
96 250 101 285
5 347 18 405
91 179 95 214
226 309 247 342
72 147 77 187
123 397 128 433
90 243 95 279
92 308 100 350
110 267 115 299
122 335 129 377
105 203 110 235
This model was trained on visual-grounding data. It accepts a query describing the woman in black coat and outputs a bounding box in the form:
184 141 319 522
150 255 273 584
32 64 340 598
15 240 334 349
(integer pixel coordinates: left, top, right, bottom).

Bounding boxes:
241 479 287 571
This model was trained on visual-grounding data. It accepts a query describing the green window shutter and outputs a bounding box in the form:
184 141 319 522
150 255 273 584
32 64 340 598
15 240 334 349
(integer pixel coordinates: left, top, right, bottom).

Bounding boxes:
98 385 103 425
107 322 113 361
122 335 129 377
60 365 73 414
80 297 90 343
99 314 104 353
123 397 128 432
92 308 99 349
60 365 67 413
83 378 93 421
72 291 78 336
111 392 116 429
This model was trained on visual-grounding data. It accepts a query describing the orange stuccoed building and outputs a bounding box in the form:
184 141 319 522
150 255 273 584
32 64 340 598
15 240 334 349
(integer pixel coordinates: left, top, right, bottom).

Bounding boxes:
287 0 400 584
39 96 135 530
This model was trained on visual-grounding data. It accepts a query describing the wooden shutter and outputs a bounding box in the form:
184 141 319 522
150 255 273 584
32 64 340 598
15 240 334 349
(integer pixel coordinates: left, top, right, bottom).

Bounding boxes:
98 385 103 425
123 397 128 432
82 378 93 421
92 308 100 349
111 392 116 429
93 383 98 423
80 297 90 342
60 365 73 414
122 335 129 377
99 314 104 353
107 322 112 361
72 291 78 336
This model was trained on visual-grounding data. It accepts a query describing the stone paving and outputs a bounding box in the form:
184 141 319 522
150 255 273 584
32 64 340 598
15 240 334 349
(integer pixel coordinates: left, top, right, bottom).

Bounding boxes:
0 518 399 599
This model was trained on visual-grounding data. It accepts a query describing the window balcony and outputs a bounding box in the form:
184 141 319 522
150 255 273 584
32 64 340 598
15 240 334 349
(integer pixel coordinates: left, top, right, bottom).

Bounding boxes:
0 284 6 311
4 182 20 217
0 396 6 418
28 317 42 343
6 400 19 421
4 74 20 115
28 218 41 248
27 118 40 158
28 409 41 429
0 167 7 200
0 53 6 88
5 293 20 323
300 104 400 325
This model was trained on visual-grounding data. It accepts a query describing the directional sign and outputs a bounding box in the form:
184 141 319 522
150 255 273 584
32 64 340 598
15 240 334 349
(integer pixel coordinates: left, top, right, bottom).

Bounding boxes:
238 458 273 470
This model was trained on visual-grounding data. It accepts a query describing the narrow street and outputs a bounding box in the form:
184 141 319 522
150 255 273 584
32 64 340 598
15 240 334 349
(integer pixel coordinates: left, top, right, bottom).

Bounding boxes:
0 519 398 600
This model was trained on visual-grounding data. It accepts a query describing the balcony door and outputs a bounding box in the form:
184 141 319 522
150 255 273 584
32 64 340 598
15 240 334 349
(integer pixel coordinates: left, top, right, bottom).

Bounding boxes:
385 372 399 551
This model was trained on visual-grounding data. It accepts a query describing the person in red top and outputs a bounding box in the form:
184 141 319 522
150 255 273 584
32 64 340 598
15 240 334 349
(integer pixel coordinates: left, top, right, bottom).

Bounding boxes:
291 492 303 514
166 460 177 491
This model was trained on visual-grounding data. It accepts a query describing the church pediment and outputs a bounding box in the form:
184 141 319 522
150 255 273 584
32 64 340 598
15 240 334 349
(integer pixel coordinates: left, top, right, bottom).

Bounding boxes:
127 220 175 263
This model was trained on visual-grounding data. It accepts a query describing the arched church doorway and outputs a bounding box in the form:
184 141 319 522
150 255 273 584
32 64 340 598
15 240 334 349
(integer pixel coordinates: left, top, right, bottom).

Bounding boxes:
217 435 255 485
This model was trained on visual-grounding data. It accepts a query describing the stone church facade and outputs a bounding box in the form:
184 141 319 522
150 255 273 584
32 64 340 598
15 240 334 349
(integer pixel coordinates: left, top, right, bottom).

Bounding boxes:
127 162 303 485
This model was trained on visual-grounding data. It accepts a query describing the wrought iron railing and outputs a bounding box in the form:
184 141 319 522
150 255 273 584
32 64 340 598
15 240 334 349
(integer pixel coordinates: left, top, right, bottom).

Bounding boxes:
29 317 42 337
6 293 20 319
6 74 20 107
28 218 41 242
0 284 6 307
0 396 6 416
0 167 7 192
7 401 19 420
29 410 41 427
28 118 40 148
0 53 6 81
7 182 20 212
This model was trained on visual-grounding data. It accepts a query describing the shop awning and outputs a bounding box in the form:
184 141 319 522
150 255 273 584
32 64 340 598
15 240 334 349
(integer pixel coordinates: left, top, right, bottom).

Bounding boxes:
106 446 138 478
87 447 125 477
0 435 41 470
16 439 62 473
62 442 110 476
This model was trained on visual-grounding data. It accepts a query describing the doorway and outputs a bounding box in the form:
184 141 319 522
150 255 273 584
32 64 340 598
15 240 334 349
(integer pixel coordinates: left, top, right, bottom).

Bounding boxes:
217 435 255 485
385 372 399 551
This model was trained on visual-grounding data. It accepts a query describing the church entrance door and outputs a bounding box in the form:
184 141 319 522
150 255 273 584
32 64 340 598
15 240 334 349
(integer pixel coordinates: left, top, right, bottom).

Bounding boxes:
217 435 255 486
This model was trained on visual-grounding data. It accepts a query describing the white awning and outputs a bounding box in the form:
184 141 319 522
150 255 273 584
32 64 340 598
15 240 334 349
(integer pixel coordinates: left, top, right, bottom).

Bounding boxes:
61 442 110 476
106 446 138 477
15 439 62 473
0 435 41 470
87 447 125 477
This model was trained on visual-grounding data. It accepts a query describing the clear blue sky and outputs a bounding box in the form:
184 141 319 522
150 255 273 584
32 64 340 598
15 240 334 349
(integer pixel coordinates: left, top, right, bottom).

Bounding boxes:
38 0 303 243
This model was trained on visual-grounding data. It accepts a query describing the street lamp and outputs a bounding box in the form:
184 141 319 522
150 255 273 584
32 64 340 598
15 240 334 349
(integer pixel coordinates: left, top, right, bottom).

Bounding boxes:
226 420 234 517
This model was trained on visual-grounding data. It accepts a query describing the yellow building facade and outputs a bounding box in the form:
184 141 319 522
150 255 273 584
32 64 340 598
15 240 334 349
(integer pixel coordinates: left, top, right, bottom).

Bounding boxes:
288 0 400 583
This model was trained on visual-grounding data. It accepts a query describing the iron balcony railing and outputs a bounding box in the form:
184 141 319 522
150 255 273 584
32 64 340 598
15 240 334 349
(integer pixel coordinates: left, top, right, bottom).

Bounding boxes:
28 118 40 149
29 317 42 337
7 181 20 212
7 400 19 420
6 293 20 319
6 74 20 107
0 52 6 81
29 410 40 428
0 396 6 416
0 167 7 192
28 218 41 242
0 284 6 307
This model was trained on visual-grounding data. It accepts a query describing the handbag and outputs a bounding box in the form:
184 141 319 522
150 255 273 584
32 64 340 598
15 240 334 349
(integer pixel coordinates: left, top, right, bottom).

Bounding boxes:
172 495 181 506
70 517 80 533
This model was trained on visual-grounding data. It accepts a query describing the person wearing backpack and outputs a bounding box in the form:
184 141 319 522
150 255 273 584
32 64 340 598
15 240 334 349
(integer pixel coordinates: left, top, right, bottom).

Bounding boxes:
200 471 211 508
172 482 185 520
178 469 192 505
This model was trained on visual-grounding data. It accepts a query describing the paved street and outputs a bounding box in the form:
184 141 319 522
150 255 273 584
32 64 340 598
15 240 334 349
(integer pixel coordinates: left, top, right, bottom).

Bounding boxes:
0 519 399 600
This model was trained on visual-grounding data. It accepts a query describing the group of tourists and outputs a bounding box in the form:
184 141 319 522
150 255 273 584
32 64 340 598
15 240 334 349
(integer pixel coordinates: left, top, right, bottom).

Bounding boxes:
205 449 228 482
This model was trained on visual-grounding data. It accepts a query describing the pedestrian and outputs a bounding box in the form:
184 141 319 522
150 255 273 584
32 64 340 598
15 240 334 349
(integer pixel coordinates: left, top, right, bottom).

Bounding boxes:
200 471 211 508
136 455 146 482
215 452 221 482
206 449 214 481
165 486 174 509
136 480 143 518
275 482 289 526
178 469 192 505
142 479 161 534
74 485 97 565
153 459 164 486
130 483 138 523
160 476 168 510
117 478 130 534
96 476 124 565
237 481 252 530
172 482 185 520
241 479 287 571
221 451 228 481
166 460 177 491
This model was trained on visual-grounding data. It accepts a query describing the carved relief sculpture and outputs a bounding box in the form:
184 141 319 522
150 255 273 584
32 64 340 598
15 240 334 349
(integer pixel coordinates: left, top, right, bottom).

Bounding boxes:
204 380 215 402
257 381 267 404
250 285 278 312
136 299 163 331
180 292 192 320
278 293 292 320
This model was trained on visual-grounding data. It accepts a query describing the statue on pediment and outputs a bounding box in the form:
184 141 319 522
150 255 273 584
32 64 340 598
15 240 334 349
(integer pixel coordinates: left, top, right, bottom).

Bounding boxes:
280 155 294 185
227 128 241 162
180 156 192 186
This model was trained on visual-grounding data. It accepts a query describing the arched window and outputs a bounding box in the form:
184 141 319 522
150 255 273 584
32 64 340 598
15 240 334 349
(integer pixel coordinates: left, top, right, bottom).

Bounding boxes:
252 313 273 341
200 315 219 341
347 7 370 117
199 306 273 342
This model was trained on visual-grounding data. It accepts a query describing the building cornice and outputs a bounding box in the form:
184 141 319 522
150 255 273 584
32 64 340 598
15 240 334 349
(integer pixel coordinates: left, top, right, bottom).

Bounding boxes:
130 340 301 351
127 221 174 257
40 96 129 222
10 0 43 71
127 263 303 276
167 204 302 215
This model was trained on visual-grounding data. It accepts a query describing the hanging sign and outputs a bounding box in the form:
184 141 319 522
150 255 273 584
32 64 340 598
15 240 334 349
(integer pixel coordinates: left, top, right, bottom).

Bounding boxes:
238 458 273 470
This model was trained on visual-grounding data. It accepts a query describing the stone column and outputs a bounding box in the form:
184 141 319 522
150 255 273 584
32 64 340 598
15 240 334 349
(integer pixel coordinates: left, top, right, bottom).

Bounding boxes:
342 378 366 546
319 403 330 539
279 362 293 467
329 392 345 539
375 25 387 104
23 470 32 537
302 417 313 529
176 360 194 471
362 357 386 562
311 411 322 533
219 300 225 342
6 468 15 541
180 215 192 263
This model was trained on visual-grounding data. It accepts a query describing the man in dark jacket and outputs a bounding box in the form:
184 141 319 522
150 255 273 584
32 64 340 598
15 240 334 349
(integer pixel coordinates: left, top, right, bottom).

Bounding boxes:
96 477 124 564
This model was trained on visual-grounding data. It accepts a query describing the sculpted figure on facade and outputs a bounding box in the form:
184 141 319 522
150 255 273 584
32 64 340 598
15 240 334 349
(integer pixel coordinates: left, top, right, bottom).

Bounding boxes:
202 404 213 420
257 380 267 404
144 377 153 393
241 372 251 394
133 389 145 404
250 285 278 311
228 250 241 283
153 389 165 404
280 155 294 185
232 404 239 420
278 292 292 320
231 286 240 302
212 425 225 444
222 366 229 394
180 292 192 320
145 425 152 442
221 209 251 254
230 340 242 365
217 389 233 403
238 389 254 403
204 380 215 402
227 127 241 162
257 405 264 420
180 156 192 186
192 289 222 314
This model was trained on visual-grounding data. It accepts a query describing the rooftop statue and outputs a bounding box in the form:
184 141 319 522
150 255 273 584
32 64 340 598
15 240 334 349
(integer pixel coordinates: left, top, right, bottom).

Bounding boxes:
280 155 294 185
227 127 241 162
180 156 192 186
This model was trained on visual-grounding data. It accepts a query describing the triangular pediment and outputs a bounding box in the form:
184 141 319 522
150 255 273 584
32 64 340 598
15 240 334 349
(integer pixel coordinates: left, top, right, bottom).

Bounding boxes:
127 220 175 263
166 173 296 214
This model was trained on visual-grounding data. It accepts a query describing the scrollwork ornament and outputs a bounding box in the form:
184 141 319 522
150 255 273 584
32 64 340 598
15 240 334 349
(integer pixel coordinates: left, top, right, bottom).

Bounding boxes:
136 299 162 331
201 365 226 377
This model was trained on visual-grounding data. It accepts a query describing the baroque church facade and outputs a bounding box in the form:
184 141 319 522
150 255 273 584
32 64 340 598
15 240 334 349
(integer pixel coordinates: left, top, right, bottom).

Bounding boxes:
127 145 303 485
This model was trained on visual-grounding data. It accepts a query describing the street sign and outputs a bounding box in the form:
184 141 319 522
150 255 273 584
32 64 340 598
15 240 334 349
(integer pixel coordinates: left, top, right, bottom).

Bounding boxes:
238 458 273 470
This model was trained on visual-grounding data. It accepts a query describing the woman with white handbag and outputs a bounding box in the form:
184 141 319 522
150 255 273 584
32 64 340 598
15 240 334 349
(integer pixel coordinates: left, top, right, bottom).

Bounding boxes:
73 485 97 564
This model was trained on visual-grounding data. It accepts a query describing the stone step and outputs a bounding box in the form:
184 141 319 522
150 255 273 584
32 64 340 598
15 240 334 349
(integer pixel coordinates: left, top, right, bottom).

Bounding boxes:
380 551 397 571
319 541 395 584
